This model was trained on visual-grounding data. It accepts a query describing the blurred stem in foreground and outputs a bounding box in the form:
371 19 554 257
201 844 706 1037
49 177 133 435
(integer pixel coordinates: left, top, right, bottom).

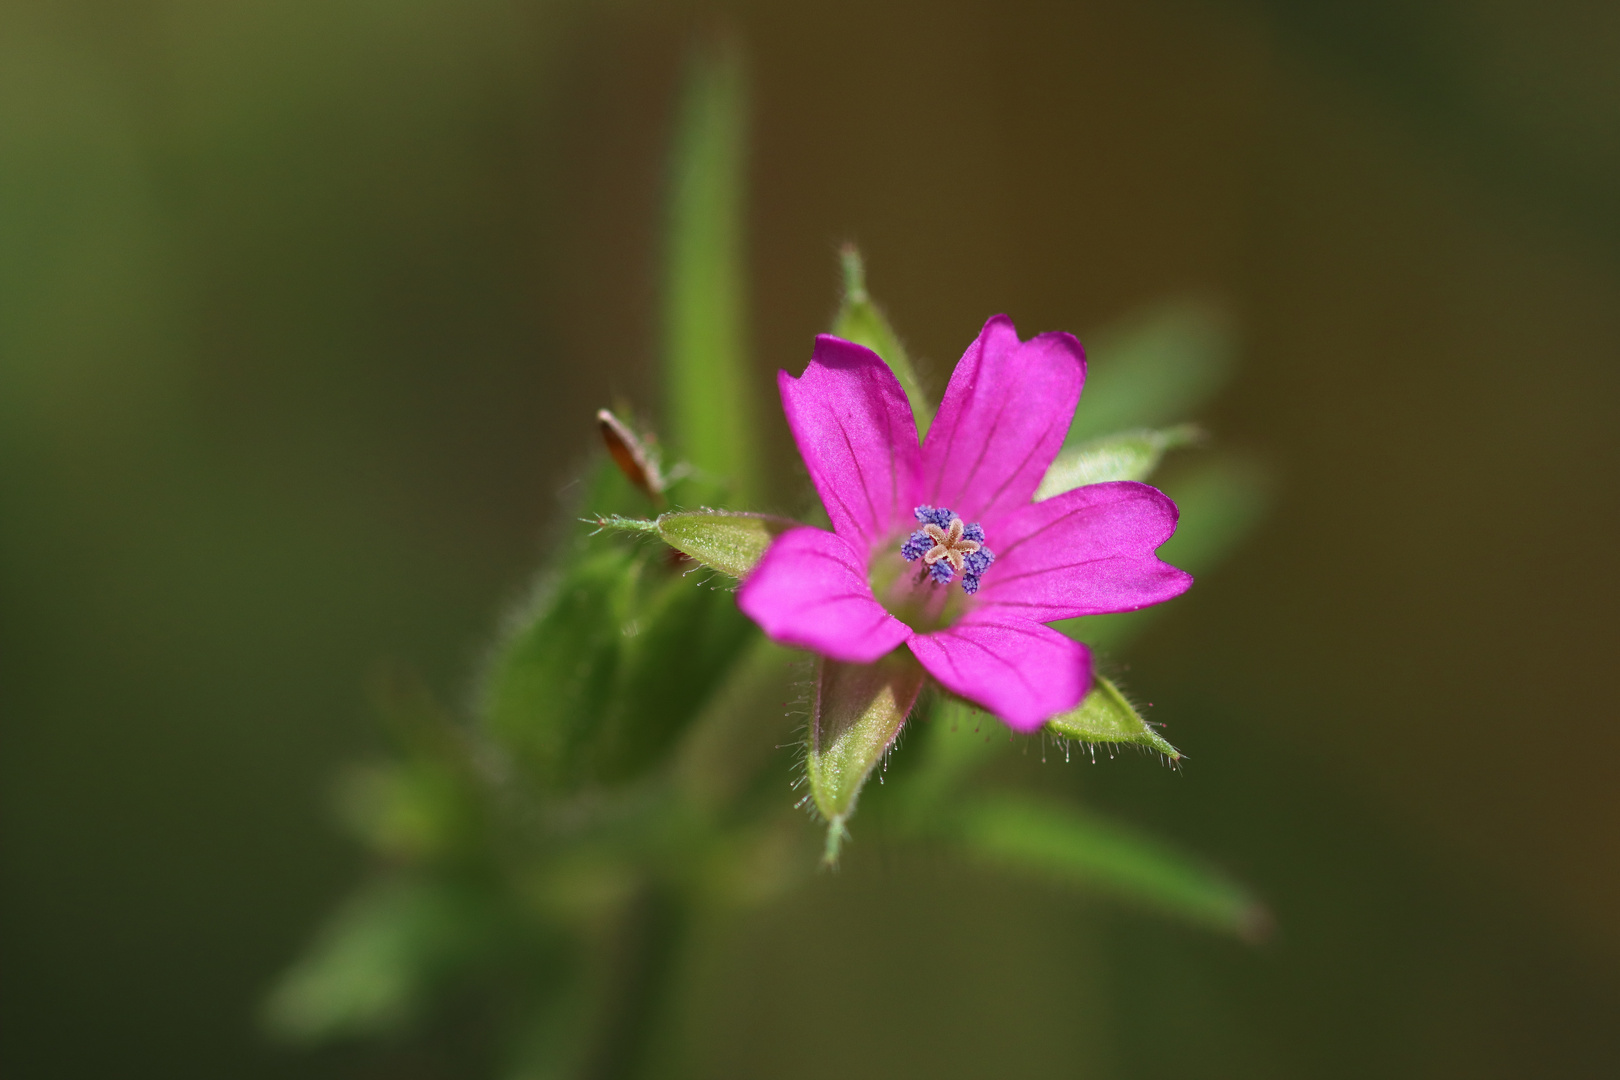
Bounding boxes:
584 887 685 1080
663 35 757 502
832 245 933 435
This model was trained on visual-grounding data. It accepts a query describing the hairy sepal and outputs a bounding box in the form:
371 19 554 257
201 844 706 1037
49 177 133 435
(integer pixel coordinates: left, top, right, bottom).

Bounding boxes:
596 510 798 580
1045 674 1179 759
806 652 925 862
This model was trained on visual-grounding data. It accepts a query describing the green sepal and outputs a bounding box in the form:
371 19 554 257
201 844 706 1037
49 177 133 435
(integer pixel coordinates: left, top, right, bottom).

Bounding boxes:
806 652 925 863
1045 674 1179 759
947 795 1268 940
1035 424 1200 500
597 509 798 580
832 245 934 435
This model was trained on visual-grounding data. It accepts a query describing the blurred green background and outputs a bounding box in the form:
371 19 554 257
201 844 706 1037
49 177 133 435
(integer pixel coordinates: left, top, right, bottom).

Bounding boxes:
4 0 1619 1076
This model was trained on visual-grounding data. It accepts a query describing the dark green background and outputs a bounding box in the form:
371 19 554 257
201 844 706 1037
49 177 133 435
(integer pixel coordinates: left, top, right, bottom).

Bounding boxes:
4 0 1618 1076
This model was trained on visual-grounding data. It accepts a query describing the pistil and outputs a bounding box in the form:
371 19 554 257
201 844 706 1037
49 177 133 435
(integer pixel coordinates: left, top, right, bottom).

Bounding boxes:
900 505 996 594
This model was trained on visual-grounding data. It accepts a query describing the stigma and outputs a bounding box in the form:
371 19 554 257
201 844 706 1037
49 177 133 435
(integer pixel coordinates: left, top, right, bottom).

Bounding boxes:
900 506 996 594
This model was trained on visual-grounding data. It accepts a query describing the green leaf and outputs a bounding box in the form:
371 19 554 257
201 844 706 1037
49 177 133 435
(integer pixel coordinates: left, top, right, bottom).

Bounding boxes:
596 509 798 579
263 878 503 1042
664 38 757 499
1068 299 1234 444
832 245 933 435
950 796 1268 940
1045 674 1178 759
806 652 925 862
1035 424 1200 500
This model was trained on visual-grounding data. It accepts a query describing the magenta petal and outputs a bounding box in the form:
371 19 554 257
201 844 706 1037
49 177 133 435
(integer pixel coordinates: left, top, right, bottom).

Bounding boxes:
975 481 1193 622
736 526 913 663
921 316 1084 529
780 335 923 555
907 614 1090 731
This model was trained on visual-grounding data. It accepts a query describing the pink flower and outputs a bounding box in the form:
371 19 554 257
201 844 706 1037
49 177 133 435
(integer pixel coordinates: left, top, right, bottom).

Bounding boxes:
738 316 1192 731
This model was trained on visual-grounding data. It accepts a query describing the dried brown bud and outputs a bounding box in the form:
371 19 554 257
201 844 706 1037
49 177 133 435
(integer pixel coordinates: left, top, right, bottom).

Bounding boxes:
596 409 666 505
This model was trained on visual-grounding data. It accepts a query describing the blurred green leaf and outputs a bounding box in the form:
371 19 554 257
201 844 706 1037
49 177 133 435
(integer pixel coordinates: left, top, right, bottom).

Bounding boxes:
344 670 491 864
592 569 757 782
1154 454 1272 574
1057 454 1271 656
832 245 933 434
664 38 757 499
484 538 761 788
263 878 504 1042
1045 674 1178 759
489 460 770 788
501 985 594 1080
674 638 801 816
1036 424 1201 500
483 544 637 790
806 652 925 862
337 761 481 863
597 509 798 579
1069 299 1234 443
950 796 1267 940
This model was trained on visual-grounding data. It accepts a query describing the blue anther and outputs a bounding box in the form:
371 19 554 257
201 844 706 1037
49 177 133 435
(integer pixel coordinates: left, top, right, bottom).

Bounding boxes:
961 547 995 595
901 504 996 593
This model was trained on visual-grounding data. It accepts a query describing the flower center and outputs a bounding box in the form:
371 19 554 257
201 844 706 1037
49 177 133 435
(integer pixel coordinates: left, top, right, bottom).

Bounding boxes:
869 506 997 633
900 505 996 594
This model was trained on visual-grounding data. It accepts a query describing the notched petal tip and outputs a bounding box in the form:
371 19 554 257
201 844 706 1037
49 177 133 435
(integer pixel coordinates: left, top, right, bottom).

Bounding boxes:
806 332 890 375
778 337 923 553
921 316 1087 527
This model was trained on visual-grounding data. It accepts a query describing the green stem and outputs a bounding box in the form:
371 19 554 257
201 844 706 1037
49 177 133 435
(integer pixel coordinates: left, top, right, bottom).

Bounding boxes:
584 885 685 1080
